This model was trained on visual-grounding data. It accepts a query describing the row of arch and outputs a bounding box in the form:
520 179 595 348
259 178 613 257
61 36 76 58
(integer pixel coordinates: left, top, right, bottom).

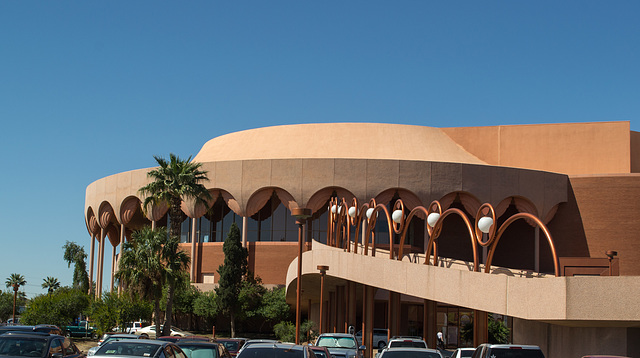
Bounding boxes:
85 186 561 295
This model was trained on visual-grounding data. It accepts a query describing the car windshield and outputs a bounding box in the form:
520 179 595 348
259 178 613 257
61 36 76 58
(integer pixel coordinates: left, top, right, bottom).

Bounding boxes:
316 337 357 349
179 346 218 358
488 349 545 358
381 351 440 358
240 347 303 358
0 337 48 357
221 342 239 351
96 342 162 357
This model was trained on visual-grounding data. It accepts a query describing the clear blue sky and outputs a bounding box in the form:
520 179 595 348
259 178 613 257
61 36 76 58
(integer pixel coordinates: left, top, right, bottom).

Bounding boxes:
1 1 638 297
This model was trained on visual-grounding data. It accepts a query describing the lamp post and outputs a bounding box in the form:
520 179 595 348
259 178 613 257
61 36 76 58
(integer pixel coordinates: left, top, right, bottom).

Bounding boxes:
292 208 311 345
318 265 329 334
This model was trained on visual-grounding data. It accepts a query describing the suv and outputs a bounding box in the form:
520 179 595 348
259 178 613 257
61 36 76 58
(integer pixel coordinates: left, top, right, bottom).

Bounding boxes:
355 329 388 349
0 331 83 358
471 344 545 358
386 337 428 349
315 333 365 358
237 343 316 358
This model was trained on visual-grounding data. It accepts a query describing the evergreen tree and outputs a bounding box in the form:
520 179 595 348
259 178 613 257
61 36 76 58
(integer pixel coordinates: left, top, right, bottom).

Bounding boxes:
215 223 248 337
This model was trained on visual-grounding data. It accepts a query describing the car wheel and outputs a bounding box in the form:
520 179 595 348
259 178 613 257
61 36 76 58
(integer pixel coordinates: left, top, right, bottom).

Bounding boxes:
64 331 71 338
141 334 149 338
378 342 386 350
91 332 98 339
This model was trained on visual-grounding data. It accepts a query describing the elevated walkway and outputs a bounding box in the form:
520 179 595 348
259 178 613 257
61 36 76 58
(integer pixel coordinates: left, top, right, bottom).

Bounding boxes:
286 240 640 326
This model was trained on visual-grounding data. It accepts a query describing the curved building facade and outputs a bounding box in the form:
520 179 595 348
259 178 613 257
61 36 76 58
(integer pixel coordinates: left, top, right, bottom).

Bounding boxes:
85 121 640 357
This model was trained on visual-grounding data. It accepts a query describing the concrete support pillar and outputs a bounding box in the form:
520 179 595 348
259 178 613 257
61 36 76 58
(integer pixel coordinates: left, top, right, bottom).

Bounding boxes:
242 216 248 248
474 310 488 347
389 291 400 339
89 233 96 295
348 281 357 330
97 227 106 298
535 227 540 272
117 224 125 294
190 217 197 282
329 291 337 333
110 245 116 291
423 299 437 349
337 285 346 333
363 286 375 358
151 220 156 230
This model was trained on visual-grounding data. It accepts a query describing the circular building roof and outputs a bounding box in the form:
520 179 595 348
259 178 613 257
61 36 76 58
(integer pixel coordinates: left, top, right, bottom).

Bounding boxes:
192 123 486 164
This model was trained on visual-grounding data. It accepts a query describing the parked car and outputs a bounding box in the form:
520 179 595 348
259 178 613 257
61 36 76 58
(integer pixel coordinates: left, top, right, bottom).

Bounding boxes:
88 334 149 356
0 325 64 336
0 331 84 358
386 337 428 349
64 321 98 339
450 348 474 358
236 339 279 355
471 344 545 358
379 348 442 358
355 329 388 349
213 338 247 357
315 333 365 358
134 325 192 339
236 343 316 358
177 340 231 358
126 322 144 334
158 336 209 343
309 346 331 358
93 339 187 358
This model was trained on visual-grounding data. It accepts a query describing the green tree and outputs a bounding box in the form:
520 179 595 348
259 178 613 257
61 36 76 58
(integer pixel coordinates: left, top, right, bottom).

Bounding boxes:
21 287 91 327
193 290 219 326
162 274 201 330
116 227 167 332
0 291 14 322
160 233 190 334
139 153 210 336
63 241 90 293
460 313 511 345
215 223 248 337
42 277 61 295
258 287 291 329
5 273 26 323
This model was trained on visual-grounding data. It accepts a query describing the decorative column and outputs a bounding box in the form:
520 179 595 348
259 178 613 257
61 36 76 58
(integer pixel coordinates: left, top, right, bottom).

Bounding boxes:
473 310 488 347
423 299 437 349
318 265 329 334
110 245 116 291
118 224 125 294
190 217 197 282
89 233 96 295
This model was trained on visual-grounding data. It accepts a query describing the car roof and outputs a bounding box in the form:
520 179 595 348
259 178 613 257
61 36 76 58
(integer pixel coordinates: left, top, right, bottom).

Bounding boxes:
382 348 439 353
176 342 219 347
483 344 541 349
242 343 304 350
318 333 355 338
1 332 55 339
103 339 167 346
108 334 140 338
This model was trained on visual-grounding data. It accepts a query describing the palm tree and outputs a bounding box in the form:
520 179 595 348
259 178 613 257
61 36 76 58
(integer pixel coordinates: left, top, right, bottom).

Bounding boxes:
161 234 191 334
138 153 210 336
5 273 26 324
42 277 61 295
116 226 168 332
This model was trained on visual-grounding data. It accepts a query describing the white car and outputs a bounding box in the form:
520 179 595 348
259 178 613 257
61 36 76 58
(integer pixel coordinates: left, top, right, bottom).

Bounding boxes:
386 337 428 349
134 325 191 338
378 348 442 358
450 348 474 358
355 329 389 349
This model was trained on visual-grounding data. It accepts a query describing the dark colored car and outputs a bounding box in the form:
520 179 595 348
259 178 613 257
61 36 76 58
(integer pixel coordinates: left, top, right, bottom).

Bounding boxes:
176 341 231 358
93 340 187 358
315 333 364 358
89 334 149 356
213 339 246 357
0 331 84 358
236 343 316 358
309 346 331 358
158 337 210 343
0 326 64 336
236 340 279 356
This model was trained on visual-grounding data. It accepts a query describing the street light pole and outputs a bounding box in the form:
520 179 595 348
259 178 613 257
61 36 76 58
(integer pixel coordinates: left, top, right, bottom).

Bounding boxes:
292 208 311 345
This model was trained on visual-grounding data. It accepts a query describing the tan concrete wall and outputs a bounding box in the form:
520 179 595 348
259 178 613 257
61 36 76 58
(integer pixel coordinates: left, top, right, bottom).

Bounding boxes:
569 174 640 276
442 121 632 175
513 318 639 358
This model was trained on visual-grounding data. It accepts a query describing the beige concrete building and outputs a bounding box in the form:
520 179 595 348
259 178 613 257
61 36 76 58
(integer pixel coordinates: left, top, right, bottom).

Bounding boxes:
85 121 640 358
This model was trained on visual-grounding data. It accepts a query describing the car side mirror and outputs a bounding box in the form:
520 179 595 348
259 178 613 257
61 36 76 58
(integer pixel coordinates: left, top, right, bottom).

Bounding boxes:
359 346 366 351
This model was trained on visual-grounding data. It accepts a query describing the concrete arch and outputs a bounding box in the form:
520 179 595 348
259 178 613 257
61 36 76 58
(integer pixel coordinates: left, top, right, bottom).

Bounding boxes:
440 191 482 217
246 187 300 218
119 196 142 225
306 187 356 216
374 188 423 210
98 202 116 230
86 207 100 238
496 196 539 227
